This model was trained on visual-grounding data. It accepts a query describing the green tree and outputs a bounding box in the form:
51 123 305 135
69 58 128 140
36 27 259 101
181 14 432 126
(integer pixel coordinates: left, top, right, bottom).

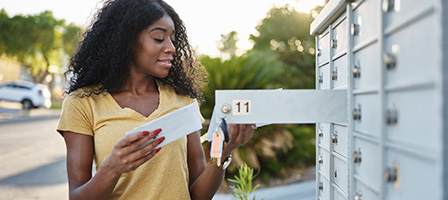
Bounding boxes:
250 6 316 89
217 31 239 58
0 9 82 83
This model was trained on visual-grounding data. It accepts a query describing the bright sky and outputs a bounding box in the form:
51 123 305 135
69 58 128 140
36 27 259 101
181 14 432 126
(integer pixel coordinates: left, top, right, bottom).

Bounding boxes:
0 0 324 57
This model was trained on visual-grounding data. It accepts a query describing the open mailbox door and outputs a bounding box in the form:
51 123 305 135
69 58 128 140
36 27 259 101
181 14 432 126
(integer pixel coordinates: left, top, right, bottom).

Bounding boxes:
206 89 347 140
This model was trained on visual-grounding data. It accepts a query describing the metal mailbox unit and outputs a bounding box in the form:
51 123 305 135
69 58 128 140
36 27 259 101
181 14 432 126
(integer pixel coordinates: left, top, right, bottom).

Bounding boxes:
311 0 448 199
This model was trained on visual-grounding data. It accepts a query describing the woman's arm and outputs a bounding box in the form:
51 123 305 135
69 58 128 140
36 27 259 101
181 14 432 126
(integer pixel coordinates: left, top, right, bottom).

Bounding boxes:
187 124 254 200
62 129 163 200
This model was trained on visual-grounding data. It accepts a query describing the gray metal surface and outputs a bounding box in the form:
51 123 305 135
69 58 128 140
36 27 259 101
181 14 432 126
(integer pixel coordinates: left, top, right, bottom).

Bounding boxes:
215 90 347 124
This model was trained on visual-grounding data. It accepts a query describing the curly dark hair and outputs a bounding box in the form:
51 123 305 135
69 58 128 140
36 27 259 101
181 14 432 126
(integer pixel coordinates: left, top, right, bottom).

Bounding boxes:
65 0 207 100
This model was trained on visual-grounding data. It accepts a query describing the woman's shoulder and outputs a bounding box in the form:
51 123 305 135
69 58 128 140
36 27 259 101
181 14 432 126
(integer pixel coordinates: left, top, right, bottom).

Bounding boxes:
158 81 195 105
64 84 106 103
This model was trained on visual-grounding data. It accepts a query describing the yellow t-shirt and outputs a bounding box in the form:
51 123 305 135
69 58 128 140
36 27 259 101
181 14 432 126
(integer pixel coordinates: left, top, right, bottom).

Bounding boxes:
57 82 198 200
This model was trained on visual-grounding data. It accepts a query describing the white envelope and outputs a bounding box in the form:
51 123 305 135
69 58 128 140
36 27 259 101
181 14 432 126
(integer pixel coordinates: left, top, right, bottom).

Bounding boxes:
126 101 203 149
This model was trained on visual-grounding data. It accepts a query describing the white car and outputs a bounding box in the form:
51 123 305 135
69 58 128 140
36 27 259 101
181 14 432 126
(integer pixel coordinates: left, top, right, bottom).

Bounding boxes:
0 81 52 110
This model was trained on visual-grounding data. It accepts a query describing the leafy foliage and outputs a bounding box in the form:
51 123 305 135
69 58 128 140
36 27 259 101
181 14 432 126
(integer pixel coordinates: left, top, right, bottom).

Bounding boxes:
200 52 286 119
200 4 320 184
0 9 82 83
228 164 261 200
250 6 316 89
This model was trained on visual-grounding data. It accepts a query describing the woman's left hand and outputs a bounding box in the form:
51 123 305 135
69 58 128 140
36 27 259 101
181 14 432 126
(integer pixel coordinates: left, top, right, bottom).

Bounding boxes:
222 124 255 156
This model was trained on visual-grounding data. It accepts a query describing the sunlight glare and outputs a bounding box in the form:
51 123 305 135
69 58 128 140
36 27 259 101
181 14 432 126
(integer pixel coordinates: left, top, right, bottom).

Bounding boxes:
296 0 326 13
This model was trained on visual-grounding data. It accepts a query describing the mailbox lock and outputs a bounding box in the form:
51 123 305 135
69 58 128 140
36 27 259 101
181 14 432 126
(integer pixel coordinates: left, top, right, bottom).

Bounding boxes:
318 181 324 190
318 74 324 83
331 131 338 144
353 105 362 121
386 108 399 125
354 192 363 200
332 67 338 80
353 65 361 78
318 128 324 137
382 0 395 12
331 39 338 48
385 44 399 70
318 155 323 164
384 52 397 70
334 170 338 178
317 48 322 57
221 103 231 114
353 149 362 164
351 23 359 36
385 163 398 182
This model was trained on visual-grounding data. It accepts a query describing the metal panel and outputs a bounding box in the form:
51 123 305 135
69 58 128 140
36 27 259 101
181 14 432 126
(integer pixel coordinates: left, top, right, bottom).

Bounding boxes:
352 0 379 46
310 0 348 35
332 124 348 157
215 90 347 124
384 14 438 88
318 176 331 200
319 148 331 178
353 43 380 90
319 64 331 90
332 14 348 57
354 180 381 200
354 137 381 190
319 123 332 150
383 0 437 29
333 155 348 194
318 32 331 66
353 94 381 138
332 56 348 90
385 149 439 200
385 89 440 149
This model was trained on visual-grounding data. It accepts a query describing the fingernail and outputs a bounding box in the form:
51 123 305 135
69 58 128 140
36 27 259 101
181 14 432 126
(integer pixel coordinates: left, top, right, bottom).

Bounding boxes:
155 147 162 153
153 129 162 136
157 137 165 144
142 131 150 136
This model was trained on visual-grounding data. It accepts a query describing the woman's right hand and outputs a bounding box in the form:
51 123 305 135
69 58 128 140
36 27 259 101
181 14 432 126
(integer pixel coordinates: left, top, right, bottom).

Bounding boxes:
102 128 165 177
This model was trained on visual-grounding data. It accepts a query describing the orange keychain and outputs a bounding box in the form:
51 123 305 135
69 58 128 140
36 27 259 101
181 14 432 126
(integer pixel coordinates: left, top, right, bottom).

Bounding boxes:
210 132 224 166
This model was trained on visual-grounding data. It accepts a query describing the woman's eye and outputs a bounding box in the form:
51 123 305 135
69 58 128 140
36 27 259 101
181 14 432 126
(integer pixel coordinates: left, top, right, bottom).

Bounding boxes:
154 38 164 43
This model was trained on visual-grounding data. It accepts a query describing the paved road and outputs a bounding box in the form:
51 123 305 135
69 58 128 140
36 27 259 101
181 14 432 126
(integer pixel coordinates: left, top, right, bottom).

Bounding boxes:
0 106 316 200
0 115 68 200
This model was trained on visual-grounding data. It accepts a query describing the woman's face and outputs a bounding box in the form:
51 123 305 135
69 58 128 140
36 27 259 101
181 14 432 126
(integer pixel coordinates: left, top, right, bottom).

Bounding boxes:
131 14 176 78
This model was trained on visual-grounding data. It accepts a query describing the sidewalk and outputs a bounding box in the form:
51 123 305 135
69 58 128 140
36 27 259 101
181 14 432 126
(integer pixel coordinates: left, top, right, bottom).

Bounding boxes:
213 180 316 200
0 102 61 124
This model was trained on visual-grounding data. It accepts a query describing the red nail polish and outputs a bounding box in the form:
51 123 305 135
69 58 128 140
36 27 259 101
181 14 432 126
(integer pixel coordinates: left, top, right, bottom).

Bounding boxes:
142 131 150 136
155 147 162 153
157 137 165 144
153 129 162 136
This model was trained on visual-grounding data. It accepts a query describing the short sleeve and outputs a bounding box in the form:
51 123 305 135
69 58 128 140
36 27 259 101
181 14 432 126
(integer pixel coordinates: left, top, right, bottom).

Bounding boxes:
192 99 206 124
57 94 94 136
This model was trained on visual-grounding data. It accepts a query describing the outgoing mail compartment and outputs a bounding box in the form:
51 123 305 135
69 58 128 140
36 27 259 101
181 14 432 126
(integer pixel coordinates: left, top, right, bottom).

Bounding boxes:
352 0 379 46
353 94 381 138
386 89 440 149
354 138 381 189
353 43 380 90
318 31 331 66
385 149 439 200
331 14 348 56
333 155 348 193
332 56 348 90
332 123 348 157
318 64 331 90
384 14 438 87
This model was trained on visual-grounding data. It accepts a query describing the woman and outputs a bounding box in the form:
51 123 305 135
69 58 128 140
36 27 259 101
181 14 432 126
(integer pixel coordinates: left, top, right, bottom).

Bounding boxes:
57 0 254 199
